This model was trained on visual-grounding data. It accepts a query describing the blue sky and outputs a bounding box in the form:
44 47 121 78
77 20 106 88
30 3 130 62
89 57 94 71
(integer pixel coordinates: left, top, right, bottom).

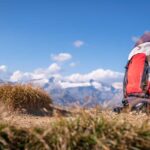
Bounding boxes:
0 0 150 79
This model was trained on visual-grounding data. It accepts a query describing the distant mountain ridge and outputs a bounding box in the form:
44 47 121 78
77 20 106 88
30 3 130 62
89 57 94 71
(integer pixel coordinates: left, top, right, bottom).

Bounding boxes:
0 77 123 107
41 77 123 107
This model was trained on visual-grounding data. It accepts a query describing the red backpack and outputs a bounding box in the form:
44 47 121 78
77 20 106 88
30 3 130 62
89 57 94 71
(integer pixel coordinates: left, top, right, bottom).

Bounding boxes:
123 53 149 98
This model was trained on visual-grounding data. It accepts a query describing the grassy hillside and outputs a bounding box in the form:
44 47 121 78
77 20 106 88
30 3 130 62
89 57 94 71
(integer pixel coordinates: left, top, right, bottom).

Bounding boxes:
0 84 149 150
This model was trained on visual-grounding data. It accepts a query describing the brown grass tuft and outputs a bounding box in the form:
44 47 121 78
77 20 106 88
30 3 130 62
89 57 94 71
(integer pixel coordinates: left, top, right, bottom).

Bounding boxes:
0 84 53 116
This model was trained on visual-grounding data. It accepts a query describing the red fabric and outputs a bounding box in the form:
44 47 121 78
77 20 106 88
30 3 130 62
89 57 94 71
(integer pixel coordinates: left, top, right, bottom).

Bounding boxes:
126 53 146 94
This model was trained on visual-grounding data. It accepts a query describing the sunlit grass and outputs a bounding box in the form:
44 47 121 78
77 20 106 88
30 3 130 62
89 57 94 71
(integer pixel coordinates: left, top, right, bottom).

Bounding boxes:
0 109 149 150
0 84 53 115
0 84 149 150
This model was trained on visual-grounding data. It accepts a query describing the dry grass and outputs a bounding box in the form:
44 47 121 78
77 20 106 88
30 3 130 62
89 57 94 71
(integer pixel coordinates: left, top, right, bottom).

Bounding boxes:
0 84 149 149
0 84 53 116
0 108 149 150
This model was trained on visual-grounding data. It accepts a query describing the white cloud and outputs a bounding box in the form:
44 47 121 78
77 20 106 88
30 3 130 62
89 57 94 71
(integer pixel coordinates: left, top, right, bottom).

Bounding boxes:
0 65 7 72
91 81 103 89
0 65 10 80
8 68 124 94
73 40 84 48
32 68 47 79
51 53 72 62
10 71 32 82
66 69 123 83
10 63 62 83
59 81 91 89
9 68 123 87
112 82 123 89
48 63 61 74
10 71 22 82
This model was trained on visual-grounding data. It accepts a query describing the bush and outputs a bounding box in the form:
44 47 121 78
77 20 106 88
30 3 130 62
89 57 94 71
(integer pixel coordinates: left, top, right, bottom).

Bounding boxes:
0 84 53 116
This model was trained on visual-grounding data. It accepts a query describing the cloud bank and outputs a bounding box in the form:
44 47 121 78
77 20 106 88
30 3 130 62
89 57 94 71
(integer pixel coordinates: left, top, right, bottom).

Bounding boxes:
0 52 124 87
65 69 123 83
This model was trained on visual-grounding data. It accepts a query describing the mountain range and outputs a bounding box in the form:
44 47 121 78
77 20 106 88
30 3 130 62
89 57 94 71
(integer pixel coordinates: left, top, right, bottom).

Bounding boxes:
40 77 123 107
0 77 123 107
